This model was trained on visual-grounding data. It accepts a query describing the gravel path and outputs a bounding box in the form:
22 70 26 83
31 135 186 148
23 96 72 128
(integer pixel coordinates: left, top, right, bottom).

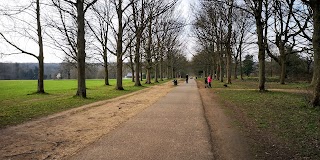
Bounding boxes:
69 79 213 160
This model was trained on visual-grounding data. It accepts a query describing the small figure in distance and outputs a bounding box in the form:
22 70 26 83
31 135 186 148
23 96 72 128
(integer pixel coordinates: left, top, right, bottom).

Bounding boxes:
186 74 189 83
173 79 178 85
204 77 208 88
207 75 212 88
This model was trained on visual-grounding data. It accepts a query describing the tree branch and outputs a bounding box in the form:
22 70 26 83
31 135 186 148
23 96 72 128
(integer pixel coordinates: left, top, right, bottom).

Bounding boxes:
0 32 38 59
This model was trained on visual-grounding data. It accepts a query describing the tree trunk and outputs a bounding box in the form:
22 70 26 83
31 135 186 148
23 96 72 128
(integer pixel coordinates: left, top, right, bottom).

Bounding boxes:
234 59 238 79
103 21 110 85
216 63 220 80
154 60 159 83
116 2 124 90
156 39 162 82
279 53 286 85
116 56 124 90
37 58 44 93
134 38 141 86
219 52 224 82
129 48 135 82
134 28 142 86
104 50 109 85
171 64 174 78
36 0 45 94
167 65 169 79
76 1 86 98
160 55 163 81
226 0 233 84
240 50 243 80
213 60 217 80
255 0 266 91
236 26 245 80
311 0 320 86
146 67 151 83
145 15 152 84
219 39 225 82
140 55 143 81
211 42 217 80
167 55 170 78
311 1 320 106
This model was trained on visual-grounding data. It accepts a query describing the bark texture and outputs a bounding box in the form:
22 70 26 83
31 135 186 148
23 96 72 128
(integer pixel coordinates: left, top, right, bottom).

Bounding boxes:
36 0 45 94
115 0 124 90
311 1 320 106
76 1 87 97
255 0 266 91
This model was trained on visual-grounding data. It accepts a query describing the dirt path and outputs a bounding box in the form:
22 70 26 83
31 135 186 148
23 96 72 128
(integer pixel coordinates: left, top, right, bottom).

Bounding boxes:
196 81 253 160
0 83 174 160
0 80 252 160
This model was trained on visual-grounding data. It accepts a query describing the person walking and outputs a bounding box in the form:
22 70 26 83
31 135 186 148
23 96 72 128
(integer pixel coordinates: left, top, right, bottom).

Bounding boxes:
204 77 208 88
207 75 212 88
186 74 189 83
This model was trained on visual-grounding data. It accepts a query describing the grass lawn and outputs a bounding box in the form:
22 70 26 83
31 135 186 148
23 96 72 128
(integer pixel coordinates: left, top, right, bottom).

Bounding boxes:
0 79 168 128
208 78 320 159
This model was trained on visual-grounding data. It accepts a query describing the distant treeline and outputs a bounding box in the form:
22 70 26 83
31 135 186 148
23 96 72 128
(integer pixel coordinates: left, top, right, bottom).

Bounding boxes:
0 63 132 80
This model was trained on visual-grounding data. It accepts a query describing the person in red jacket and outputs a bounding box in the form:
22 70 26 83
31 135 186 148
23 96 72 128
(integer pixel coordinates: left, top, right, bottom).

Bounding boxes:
207 75 212 88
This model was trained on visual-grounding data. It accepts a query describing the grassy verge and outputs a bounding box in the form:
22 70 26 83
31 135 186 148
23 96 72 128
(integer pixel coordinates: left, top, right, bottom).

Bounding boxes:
0 79 168 128
207 78 320 159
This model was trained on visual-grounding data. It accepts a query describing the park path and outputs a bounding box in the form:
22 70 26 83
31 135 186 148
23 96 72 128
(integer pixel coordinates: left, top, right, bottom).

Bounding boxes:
69 79 214 160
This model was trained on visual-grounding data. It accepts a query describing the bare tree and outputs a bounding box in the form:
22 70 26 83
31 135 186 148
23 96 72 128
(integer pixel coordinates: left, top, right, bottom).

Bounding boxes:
164 28 183 79
51 0 98 98
292 2 314 84
244 0 266 91
130 0 178 85
145 8 153 84
131 0 146 86
233 8 254 80
111 0 133 90
265 0 310 84
128 43 135 82
145 0 178 84
154 13 173 81
193 1 227 81
301 0 320 106
0 0 45 93
87 0 113 86
225 0 234 84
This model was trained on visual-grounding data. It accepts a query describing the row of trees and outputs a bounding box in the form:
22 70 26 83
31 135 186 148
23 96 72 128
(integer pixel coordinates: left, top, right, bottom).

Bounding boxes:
192 0 320 107
0 0 188 98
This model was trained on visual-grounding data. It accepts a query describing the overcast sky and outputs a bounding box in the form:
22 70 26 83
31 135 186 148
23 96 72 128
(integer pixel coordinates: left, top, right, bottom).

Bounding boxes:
0 0 197 63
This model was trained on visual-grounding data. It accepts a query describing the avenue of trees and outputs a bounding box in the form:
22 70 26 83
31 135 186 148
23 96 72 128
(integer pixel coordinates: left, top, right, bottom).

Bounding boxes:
191 0 320 107
1 0 320 107
0 0 187 98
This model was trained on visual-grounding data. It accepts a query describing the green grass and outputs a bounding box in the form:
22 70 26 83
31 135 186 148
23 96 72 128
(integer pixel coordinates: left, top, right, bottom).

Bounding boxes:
208 79 320 159
0 79 168 128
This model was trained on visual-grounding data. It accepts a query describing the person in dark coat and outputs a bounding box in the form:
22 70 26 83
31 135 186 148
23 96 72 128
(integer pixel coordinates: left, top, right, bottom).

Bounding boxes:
186 74 189 83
